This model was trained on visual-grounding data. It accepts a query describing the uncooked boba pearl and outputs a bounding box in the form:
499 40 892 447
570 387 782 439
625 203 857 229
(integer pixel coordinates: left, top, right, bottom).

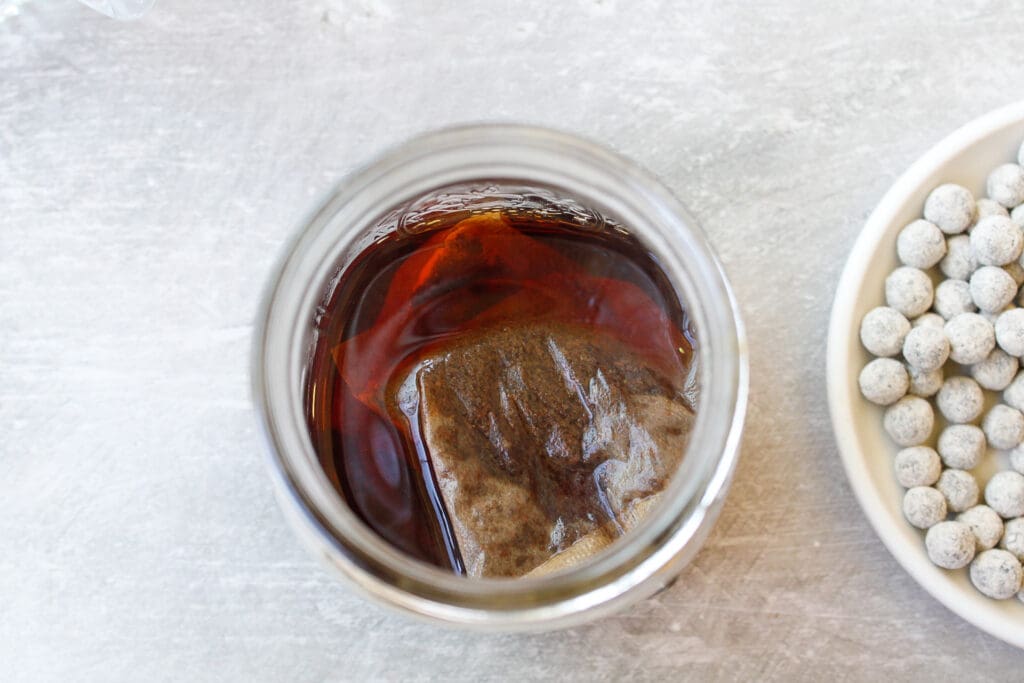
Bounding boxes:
896 219 947 268
944 313 995 364
970 549 1023 599
957 505 1005 551
986 471 1024 518
982 404 1024 450
932 279 975 319
1011 445 1024 475
1001 518 1024 560
926 520 976 569
907 364 943 397
976 197 1010 220
970 215 1023 265
913 312 945 329
1011 204 1024 229
987 163 1024 208
904 486 948 529
936 376 984 424
970 348 1019 390
940 235 977 280
894 446 942 488
902 325 949 372
858 358 909 406
886 266 934 318
860 306 911 357
884 396 934 446
937 469 980 513
995 308 1024 356
937 424 986 470
969 265 1017 313
1004 372 1024 412
925 183 976 234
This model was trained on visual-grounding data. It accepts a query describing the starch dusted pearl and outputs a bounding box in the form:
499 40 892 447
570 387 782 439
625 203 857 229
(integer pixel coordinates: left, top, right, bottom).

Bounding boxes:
925 183 976 234
936 469 980 513
897 219 947 268
936 376 984 424
884 396 934 446
894 446 942 488
986 471 1024 519
902 325 949 372
926 521 976 569
995 308 1024 356
970 348 1019 391
982 404 1024 450
937 424 986 470
970 549 1023 599
969 265 1017 313
940 235 978 280
987 163 1024 208
945 312 995 364
858 358 909 406
975 197 1010 220
913 312 946 329
957 505 1005 551
970 215 1023 266
904 486 948 529
860 306 911 357
906 364 943 398
886 266 934 318
1001 518 1024 561
933 279 975 320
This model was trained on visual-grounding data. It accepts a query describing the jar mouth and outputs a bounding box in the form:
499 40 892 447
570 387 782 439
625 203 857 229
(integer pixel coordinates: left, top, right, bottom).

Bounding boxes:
253 124 748 629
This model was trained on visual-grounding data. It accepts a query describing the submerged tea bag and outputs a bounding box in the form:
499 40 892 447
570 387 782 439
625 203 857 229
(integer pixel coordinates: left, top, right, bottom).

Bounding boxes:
393 322 695 577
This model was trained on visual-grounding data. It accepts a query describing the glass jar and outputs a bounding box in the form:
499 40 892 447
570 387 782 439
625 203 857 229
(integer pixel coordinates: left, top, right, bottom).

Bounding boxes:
253 125 748 630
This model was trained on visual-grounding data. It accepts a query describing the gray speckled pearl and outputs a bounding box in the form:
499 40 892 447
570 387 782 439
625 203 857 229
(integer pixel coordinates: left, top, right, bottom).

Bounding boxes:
970 549 1023 599
884 396 934 446
987 163 1024 208
986 471 1024 519
904 486 948 529
894 446 942 488
1000 518 1024 561
906 364 943 398
926 520 976 569
940 234 977 280
970 215 1023 266
902 325 949 372
858 358 908 406
937 424 986 470
932 279 975 320
860 306 911 357
957 505 1004 551
969 265 1017 313
886 266 934 318
936 469 980 513
936 376 984 424
897 219 947 269
945 313 995 365
982 404 1024 450
995 308 1024 356
925 183 976 234
970 348 1019 391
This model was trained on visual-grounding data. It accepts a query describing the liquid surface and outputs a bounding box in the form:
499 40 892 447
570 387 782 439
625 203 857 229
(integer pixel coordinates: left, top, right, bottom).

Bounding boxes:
306 210 698 576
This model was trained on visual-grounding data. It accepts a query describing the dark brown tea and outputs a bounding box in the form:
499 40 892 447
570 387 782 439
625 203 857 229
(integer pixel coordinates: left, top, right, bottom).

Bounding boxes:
306 206 698 577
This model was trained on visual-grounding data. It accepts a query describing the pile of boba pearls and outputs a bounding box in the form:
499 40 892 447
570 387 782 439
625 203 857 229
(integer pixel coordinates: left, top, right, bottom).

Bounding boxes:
859 142 1024 604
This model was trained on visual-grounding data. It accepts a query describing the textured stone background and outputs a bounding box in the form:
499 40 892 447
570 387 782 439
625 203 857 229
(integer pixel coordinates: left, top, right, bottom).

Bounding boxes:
3 0 1024 679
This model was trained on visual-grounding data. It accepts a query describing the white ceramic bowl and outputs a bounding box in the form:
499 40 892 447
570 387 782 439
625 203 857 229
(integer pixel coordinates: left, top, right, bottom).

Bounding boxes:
828 102 1024 650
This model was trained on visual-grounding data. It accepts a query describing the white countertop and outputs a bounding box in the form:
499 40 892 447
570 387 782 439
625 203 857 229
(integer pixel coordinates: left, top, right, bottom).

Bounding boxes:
3 0 1024 679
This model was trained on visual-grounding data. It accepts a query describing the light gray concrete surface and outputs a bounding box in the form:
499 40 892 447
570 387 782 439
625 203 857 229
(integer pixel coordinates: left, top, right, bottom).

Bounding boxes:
3 0 1024 680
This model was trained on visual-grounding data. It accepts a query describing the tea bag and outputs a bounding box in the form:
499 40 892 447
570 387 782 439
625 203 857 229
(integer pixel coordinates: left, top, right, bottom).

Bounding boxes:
392 322 695 578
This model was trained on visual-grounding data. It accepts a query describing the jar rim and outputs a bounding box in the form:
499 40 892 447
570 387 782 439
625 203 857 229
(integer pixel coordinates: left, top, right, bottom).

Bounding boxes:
253 124 748 629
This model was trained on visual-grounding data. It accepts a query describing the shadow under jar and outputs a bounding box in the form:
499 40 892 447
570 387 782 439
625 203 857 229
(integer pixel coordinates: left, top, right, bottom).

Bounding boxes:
254 125 748 630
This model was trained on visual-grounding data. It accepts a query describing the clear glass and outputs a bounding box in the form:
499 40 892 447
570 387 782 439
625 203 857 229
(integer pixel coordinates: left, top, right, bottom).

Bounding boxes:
77 0 153 20
253 125 748 630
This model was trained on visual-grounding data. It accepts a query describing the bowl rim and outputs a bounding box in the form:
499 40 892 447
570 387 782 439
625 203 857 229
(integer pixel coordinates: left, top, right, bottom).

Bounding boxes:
827 101 1024 650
